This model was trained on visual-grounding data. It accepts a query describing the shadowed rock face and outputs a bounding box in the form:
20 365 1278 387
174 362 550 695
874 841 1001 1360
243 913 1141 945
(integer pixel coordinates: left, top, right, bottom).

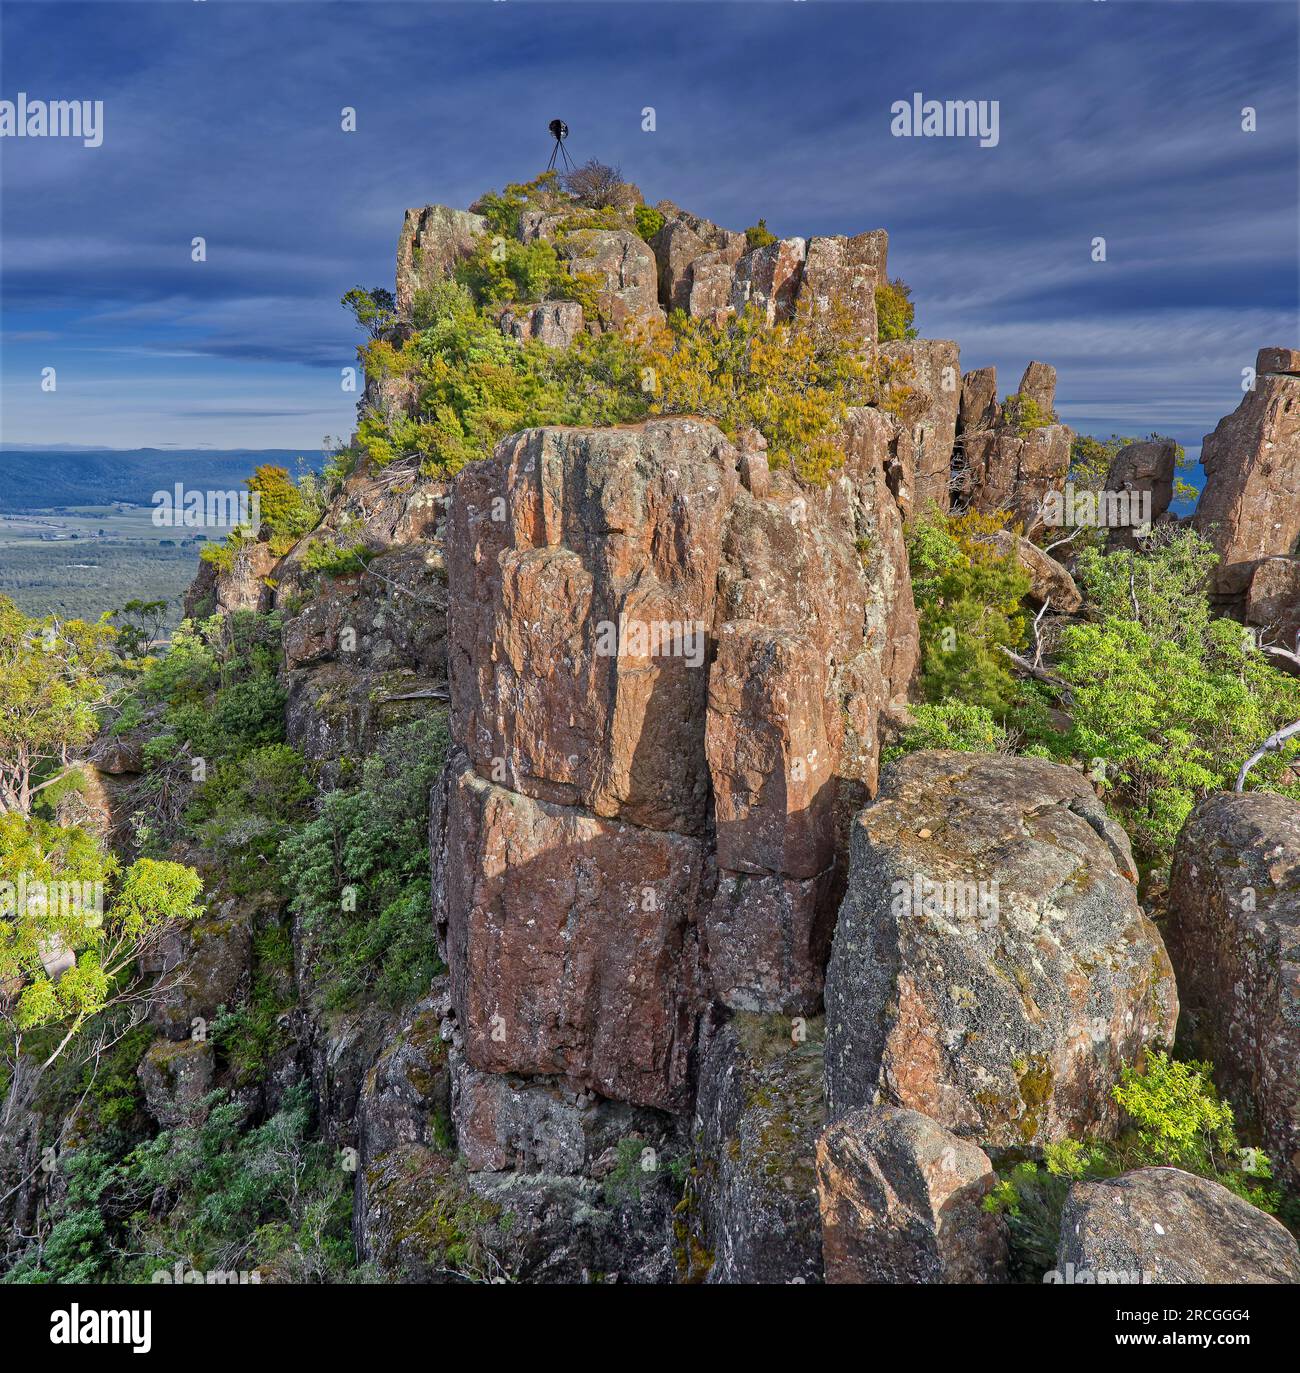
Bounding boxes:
823 751 1178 1145
1193 347 1300 601
817 1104 1007 1284
1056 1168 1300 1285
692 1014 827 1284
437 415 919 1104
1166 791 1300 1190
435 764 706 1112
1245 555 1300 655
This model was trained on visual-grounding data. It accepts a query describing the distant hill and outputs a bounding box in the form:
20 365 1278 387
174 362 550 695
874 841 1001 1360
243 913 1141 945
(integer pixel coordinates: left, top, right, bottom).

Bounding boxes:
0 448 324 510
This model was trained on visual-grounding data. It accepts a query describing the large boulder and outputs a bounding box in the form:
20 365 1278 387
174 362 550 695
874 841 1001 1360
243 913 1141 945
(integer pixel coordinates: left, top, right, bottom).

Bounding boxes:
1192 347 1300 602
691 1014 826 1284
1166 792 1300 1189
138 1037 215 1129
980 529 1082 613
731 238 807 325
497 301 585 350
1104 438 1178 551
881 339 961 513
558 228 662 333
816 1105 1007 1284
1244 555 1300 655
395 204 486 319
1016 361 1057 418
958 366 999 434
1056 1168 1300 1285
824 751 1178 1144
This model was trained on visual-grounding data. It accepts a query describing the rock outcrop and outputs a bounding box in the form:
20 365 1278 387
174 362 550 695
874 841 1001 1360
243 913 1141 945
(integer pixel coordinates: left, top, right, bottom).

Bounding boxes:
138 1038 216 1129
958 363 1072 530
395 205 486 319
1244 556 1300 656
816 1104 1007 1284
690 1014 826 1283
1056 1168 1300 1284
1192 347 1300 602
1104 438 1178 551
824 751 1178 1144
439 416 918 1079
880 339 960 513
1166 792 1300 1189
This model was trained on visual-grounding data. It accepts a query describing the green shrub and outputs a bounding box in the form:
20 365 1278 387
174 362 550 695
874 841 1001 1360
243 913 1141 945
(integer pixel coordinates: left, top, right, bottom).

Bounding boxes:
885 701 1008 761
906 509 1030 716
281 716 451 1010
633 204 665 242
986 1053 1280 1282
875 277 917 342
744 218 777 249
1001 391 1055 435
1045 533 1300 860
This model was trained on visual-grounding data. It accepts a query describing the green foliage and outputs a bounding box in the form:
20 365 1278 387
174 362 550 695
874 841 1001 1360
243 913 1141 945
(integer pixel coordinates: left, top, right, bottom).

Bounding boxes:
211 925 296 1082
0 811 201 1076
246 463 324 548
875 277 917 342
341 286 397 340
906 509 1030 715
186 744 312 893
885 700 1009 761
744 218 777 249
471 171 562 238
4 1084 353 1283
301 537 372 579
456 234 578 308
1001 391 1055 435
281 716 451 1010
198 539 237 573
641 295 890 486
633 204 665 242
108 599 168 664
0 594 117 815
362 262 894 489
1046 532 1300 859
986 1053 1280 1281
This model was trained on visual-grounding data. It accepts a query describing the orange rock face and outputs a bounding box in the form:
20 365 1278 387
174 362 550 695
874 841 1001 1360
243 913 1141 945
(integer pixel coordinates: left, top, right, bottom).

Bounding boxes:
437 416 920 1098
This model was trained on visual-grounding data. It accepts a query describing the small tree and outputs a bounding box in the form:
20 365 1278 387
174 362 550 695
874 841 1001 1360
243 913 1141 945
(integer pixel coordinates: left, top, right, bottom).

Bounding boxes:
341 286 396 340
109 599 169 663
561 159 626 208
0 812 204 1119
875 277 917 342
0 597 117 817
745 218 777 250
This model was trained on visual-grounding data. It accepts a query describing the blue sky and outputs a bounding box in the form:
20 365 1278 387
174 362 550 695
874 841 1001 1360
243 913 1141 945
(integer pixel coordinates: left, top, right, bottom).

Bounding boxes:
1 0 1296 461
